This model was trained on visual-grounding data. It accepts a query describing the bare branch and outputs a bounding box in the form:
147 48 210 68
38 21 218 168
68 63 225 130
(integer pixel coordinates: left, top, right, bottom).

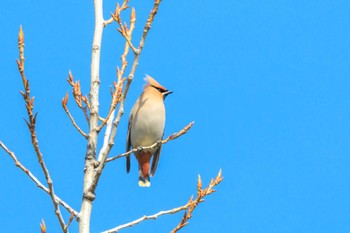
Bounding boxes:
15 26 67 231
62 92 88 139
103 17 115 27
67 71 83 108
138 0 161 49
107 121 194 163
64 211 76 232
0 141 78 216
171 170 224 233
67 71 90 124
97 81 123 132
104 0 130 27
110 0 162 156
102 169 223 233
101 205 189 233
112 0 138 54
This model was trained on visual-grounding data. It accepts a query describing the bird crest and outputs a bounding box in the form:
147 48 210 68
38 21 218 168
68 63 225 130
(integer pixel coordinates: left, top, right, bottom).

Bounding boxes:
144 75 167 91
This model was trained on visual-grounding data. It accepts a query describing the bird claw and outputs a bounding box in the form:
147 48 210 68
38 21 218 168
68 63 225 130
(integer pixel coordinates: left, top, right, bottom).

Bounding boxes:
137 146 143 152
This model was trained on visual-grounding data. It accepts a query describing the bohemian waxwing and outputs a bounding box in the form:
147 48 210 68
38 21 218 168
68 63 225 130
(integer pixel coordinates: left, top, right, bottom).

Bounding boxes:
126 75 172 187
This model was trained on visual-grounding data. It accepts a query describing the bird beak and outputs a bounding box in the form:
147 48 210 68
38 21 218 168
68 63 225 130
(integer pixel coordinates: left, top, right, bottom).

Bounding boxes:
163 90 173 99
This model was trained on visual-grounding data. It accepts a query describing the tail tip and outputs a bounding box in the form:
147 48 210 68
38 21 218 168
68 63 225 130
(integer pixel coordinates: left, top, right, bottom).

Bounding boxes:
138 177 151 187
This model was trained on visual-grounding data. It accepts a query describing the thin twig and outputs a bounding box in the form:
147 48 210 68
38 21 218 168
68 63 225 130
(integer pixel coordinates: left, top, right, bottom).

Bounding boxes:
103 17 115 27
97 81 123 132
112 1 138 53
62 92 88 138
104 0 130 28
106 121 194 163
0 141 78 216
102 169 223 233
171 169 224 232
15 26 68 232
134 0 162 56
101 205 190 233
64 211 76 232
82 96 91 124
67 71 90 124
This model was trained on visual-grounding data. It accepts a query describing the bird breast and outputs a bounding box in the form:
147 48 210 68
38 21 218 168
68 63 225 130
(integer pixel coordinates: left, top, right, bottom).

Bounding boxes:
130 99 166 148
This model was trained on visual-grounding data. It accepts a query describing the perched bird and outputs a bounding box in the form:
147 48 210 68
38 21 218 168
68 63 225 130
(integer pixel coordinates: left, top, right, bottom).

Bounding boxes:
126 75 172 187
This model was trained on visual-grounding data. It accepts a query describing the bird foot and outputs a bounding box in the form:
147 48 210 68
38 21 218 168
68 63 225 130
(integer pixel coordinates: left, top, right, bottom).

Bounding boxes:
137 146 143 153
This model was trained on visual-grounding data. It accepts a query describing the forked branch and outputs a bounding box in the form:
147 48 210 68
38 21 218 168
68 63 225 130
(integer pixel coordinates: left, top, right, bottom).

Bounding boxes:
171 170 224 232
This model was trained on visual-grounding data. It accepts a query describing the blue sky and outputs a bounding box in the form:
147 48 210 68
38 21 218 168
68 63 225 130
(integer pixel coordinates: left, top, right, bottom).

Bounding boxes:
1 1 350 232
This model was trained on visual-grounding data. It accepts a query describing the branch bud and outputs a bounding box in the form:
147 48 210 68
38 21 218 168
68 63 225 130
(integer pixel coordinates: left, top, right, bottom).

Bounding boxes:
18 25 24 45
40 219 46 233
62 92 68 108
131 7 136 23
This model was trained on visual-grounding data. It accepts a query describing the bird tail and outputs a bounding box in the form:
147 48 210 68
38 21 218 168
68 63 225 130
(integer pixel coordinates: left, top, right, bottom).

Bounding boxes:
137 152 152 187
138 176 151 187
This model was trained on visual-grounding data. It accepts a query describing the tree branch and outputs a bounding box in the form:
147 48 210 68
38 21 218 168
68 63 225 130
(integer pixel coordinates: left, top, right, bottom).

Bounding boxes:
102 169 223 233
171 169 224 232
15 26 68 232
66 71 90 124
101 206 189 233
97 81 123 133
62 92 88 139
108 0 162 163
106 121 194 163
65 211 76 232
0 141 78 217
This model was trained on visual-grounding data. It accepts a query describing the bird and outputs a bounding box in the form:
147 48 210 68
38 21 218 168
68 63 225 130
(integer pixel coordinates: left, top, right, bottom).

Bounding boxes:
126 75 172 187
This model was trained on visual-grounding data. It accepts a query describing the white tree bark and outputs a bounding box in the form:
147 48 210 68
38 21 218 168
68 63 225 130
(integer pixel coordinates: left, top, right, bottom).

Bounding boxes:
78 0 104 232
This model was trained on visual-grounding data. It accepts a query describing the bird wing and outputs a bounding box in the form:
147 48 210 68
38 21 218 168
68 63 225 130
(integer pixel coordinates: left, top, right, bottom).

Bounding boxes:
150 131 164 176
126 113 133 173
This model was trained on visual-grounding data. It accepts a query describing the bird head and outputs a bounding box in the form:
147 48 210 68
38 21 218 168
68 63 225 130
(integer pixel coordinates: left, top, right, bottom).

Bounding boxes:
144 75 172 100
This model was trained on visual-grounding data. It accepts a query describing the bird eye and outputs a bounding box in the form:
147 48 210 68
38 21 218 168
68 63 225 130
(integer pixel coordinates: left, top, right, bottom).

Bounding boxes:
152 85 166 93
